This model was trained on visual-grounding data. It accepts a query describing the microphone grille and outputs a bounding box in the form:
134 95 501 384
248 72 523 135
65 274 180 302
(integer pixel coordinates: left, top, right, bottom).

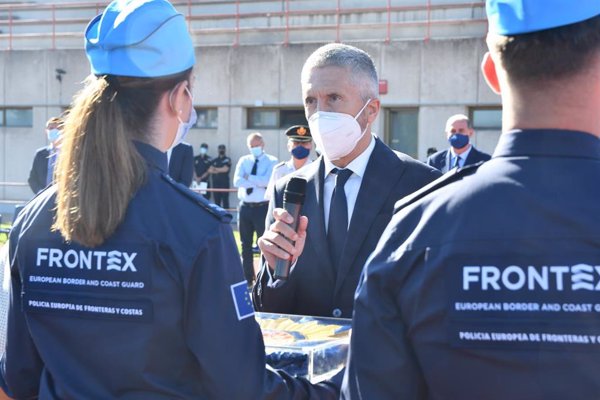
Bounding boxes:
285 177 307 194
283 177 307 204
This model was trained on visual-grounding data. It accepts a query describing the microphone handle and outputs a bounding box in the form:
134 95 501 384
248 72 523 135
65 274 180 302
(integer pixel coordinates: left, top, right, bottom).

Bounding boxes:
273 201 302 280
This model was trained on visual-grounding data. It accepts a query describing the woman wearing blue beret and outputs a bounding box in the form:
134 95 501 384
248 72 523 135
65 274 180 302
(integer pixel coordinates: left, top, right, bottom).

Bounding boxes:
0 0 339 398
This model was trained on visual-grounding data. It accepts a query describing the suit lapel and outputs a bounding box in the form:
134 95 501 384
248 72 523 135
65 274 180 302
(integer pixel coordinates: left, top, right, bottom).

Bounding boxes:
443 150 451 173
333 140 402 295
464 146 478 165
301 159 335 282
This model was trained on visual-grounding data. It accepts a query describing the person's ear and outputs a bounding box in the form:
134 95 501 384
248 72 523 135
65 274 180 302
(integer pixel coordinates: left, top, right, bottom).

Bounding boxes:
366 98 380 124
481 52 501 95
168 81 189 117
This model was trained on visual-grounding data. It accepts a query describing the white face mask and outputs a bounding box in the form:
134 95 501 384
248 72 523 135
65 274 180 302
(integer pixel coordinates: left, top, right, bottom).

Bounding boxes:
308 99 371 161
168 86 197 151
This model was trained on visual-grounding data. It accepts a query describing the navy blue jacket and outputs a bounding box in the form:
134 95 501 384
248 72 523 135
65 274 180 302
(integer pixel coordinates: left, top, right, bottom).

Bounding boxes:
168 142 194 187
28 147 50 194
3 141 338 399
427 145 491 173
253 139 441 318
343 130 600 399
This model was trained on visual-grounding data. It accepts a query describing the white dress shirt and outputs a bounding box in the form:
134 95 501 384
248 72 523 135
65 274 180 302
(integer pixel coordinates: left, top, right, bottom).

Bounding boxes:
265 158 312 200
233 152 278 203
323 135 376 232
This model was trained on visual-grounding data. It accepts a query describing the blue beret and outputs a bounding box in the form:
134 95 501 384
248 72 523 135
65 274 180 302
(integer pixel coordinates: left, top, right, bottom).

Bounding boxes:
85 0 195 77
487 0 600 35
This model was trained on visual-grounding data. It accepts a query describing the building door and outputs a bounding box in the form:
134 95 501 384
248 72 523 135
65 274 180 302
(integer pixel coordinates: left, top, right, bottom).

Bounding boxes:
386 108 419 158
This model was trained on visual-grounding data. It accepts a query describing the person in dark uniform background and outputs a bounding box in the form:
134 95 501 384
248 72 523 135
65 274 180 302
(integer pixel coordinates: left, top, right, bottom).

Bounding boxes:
168 141 194 187
427 114 491 173
343 1 600 399
254 43 440 319
28 116 63 194
210 143 232 209
193 142 212 199
265 125 313 200
425 146 437 158
1 1 340 399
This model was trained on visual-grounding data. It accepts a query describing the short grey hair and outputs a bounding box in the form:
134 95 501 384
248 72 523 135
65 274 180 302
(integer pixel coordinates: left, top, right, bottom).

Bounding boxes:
247 132 263 146
301 43 379 101
445 114 472 131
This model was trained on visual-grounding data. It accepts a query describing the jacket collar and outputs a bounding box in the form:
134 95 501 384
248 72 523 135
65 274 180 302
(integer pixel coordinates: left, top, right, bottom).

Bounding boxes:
134 141 168 173
493 129 600 160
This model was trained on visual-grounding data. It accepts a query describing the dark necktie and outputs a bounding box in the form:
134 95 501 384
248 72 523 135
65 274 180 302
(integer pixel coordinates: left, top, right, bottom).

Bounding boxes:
246 158 259 195
327 168 353 269
453 155 461 169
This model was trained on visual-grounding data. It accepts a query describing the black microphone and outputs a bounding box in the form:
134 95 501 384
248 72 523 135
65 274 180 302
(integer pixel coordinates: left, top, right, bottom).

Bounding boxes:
273 177 307 280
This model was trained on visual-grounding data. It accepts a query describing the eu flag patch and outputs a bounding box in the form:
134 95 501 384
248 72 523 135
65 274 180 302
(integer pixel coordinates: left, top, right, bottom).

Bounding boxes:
230 281 254 320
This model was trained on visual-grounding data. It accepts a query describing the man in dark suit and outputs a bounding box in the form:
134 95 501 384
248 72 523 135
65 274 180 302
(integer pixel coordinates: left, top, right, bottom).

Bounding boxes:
28 117 62 194
168 142 194 187
427 114 491 173
253 43 441 319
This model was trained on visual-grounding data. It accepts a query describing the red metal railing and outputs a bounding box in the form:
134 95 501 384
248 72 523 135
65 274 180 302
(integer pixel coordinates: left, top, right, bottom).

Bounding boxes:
0 1 486 50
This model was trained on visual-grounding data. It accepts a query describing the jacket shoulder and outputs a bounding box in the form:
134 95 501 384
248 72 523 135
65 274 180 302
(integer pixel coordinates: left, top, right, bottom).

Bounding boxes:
474 147 492 161
394 161 483 214
34 147 50 157
427 149 447 164
387 146 441 178
160 173 232 222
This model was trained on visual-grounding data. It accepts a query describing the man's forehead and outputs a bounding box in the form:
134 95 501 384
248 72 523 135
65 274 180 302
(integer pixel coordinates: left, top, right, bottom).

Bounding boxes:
447 119 469 131
302 66 352 92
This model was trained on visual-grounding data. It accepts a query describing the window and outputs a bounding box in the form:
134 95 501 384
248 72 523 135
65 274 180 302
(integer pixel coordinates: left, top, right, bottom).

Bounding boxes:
470 107 502 130
194 107 218 129
247 108 307 129
387 108 419 158
1 108 33 127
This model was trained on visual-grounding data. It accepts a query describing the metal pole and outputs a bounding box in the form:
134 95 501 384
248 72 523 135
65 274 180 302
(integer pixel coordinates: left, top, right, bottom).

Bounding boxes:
52 4 56 50
425 0 431 42
385 0 391 44
336 0 341 43
187 0 192 33
235 0 240 47
284 0 289 46
8 7 13 50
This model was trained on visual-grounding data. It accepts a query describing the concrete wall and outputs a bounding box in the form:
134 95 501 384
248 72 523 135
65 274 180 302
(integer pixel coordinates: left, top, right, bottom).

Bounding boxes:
0 37 501 209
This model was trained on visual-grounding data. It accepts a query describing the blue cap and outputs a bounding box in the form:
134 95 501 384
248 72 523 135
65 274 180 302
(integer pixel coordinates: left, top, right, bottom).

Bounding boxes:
85 0 195 77
487 0 600 35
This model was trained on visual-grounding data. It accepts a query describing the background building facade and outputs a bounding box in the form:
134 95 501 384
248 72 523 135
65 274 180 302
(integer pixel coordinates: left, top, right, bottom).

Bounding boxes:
0 0 500 213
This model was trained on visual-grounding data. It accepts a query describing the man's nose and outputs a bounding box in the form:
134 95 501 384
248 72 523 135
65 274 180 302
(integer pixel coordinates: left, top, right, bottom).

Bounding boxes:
315 100 332 113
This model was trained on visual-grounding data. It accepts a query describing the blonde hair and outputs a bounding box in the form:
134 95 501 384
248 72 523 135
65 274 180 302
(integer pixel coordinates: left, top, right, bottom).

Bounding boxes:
53 70 191 247
46 116 63 129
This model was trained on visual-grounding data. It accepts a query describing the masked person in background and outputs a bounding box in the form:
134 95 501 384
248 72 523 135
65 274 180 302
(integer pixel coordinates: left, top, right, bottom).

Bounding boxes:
234 132 278 288
1 1 340 398
427 114 491 173
253 43 441 319
265 125 313 200
209 144 232 209
28 116 63 194
193 142 212 199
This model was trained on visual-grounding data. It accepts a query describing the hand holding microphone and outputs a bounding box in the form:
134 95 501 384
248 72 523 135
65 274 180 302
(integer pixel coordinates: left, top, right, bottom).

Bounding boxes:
258 177 308 280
